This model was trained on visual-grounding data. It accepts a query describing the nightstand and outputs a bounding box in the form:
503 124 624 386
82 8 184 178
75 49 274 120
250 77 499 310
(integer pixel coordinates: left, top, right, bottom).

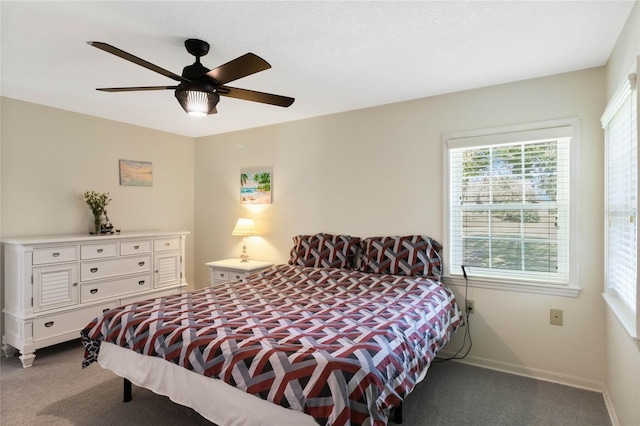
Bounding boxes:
205 259 274 286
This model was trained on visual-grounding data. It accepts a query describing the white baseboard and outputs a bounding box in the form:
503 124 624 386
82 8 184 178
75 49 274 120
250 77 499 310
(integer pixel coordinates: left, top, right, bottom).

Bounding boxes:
601 388 620 426
437 351 603 391
435 351 617 425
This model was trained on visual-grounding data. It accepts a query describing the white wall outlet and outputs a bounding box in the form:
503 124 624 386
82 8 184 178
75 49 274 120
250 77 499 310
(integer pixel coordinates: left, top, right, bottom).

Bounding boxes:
467 300 475 314
550 308 563 326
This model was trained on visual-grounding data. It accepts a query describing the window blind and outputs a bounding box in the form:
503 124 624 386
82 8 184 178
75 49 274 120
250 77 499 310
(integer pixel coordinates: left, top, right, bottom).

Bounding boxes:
603 73 637 314
448 127 572 285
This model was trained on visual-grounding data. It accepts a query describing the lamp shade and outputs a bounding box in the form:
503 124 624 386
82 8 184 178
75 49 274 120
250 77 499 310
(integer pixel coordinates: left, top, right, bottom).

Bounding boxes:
175 83 220 117
231 218 258 237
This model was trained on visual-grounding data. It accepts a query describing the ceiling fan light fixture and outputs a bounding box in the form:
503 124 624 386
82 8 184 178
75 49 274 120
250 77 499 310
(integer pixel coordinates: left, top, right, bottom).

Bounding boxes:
175 84 220 117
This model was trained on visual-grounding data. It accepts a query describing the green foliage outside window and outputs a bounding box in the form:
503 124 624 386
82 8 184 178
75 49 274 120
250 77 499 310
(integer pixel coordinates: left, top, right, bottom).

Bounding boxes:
460 140 559 272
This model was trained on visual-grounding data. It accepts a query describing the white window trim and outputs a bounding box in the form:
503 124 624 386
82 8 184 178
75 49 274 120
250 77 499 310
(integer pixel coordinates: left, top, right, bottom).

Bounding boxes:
602 59 640 347
602 293 638 347
442 117 581 297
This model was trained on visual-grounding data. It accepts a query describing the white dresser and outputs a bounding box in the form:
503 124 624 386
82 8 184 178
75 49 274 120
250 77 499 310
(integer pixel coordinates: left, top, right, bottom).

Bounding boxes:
2 231 189 367
205 259 273 286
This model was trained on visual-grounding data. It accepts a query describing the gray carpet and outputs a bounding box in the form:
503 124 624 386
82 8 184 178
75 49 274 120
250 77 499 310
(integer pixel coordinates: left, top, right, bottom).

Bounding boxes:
0 340 611 425
408 359 611 426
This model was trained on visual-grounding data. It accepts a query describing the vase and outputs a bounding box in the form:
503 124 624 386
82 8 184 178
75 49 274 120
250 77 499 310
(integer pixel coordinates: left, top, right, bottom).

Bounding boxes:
93 214 102 235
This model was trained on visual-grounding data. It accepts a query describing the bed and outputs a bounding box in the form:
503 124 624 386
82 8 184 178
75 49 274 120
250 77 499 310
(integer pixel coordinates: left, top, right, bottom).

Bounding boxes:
81 234 462 426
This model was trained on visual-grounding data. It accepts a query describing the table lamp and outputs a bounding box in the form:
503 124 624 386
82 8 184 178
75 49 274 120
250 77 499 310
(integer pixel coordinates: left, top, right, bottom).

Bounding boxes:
231 218 258 262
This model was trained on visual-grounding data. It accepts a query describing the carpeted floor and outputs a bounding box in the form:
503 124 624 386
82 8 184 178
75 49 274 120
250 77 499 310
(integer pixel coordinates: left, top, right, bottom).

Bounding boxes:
0 340 611 425
410 359 612 426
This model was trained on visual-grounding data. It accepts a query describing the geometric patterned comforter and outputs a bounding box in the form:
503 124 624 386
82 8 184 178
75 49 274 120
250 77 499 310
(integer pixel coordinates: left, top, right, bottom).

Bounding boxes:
81 264 462 426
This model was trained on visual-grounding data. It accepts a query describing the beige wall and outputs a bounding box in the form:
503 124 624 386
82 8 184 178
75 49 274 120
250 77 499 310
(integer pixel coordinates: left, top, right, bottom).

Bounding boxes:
195 67 607 389
0 97 196 287
604 2 640 426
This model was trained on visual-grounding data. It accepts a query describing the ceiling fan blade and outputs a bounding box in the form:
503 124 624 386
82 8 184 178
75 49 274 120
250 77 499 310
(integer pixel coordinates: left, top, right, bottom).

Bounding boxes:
96 86 178 92
206 53 271 85
88 41 189 83
218 86 294 107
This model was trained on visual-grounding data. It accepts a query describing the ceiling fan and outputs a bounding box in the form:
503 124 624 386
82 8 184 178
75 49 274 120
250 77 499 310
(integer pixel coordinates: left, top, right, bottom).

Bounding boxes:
88 39 295 117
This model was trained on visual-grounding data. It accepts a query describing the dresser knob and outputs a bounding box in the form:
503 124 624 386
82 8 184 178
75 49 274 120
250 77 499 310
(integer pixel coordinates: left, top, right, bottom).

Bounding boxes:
90 267 98 273
90 289 98 294
138 280 145 285
52 252 60 257
138 261 145 266
97 248 103 253
134 245 140 249
44 321 54 328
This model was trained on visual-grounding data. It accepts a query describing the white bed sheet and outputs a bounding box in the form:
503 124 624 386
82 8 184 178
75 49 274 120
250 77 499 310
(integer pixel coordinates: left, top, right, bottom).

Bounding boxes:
98 341 318 426
98 341 430 426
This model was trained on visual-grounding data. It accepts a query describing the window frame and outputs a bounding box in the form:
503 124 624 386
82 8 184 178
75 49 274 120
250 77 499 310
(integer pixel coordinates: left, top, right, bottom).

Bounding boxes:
602 60 639 344
442 118 581 297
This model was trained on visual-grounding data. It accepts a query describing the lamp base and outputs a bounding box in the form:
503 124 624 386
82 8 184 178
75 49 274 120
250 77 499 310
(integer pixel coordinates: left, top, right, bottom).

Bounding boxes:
240 245 249 262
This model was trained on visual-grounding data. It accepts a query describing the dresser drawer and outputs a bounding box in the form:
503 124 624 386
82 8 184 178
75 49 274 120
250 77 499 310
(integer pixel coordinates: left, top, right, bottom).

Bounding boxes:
81 242 119 259
81 274 152 302
120 286 182 306
121 240 151 255
33 302 116 342
81 255 151 281
154 238 180 252
33 246 78 265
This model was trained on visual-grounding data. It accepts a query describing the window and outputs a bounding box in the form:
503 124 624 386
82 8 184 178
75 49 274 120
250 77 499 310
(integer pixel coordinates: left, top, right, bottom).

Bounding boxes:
443 118 579 294
602 63 638 338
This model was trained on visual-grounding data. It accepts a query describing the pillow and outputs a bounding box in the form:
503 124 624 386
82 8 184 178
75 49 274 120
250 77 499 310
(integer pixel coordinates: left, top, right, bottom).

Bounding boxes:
288 233 361 269
358 235 442 278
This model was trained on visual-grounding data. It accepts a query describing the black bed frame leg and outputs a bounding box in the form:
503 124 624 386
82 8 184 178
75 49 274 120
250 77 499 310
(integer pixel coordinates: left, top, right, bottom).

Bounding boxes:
393 402 403 424
123 378 132 402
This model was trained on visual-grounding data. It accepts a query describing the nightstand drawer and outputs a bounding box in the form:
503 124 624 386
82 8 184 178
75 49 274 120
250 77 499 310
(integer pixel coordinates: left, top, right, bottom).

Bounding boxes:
206 259 274 287
229 271 247 281
213 269 230 282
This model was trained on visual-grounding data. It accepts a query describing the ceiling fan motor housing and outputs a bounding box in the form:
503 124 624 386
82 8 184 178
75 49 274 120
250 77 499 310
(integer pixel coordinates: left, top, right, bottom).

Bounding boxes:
182 61 212 82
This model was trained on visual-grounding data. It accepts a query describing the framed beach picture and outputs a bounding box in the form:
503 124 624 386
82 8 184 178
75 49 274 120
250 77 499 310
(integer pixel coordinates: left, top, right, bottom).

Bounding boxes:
240 167 272 205
119 160 153 187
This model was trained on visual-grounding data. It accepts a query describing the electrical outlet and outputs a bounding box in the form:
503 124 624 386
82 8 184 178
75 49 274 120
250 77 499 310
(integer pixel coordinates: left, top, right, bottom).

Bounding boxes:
550 308 563 326
466 300 475 314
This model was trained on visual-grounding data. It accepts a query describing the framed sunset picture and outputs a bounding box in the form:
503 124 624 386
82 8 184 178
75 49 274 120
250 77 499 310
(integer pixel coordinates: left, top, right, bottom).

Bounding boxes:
240 167 272 205
119 160 153 187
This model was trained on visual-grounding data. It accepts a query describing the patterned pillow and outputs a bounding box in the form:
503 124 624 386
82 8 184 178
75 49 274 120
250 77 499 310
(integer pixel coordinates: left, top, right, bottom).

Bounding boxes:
288 233 361 269
358 235 442 278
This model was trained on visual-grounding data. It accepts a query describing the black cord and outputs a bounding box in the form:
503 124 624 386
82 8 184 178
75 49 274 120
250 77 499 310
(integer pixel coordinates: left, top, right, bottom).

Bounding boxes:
434 265 472 362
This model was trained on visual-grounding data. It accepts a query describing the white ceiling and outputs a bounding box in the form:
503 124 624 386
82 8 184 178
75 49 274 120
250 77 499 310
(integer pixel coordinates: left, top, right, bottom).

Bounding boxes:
1 1 635 138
